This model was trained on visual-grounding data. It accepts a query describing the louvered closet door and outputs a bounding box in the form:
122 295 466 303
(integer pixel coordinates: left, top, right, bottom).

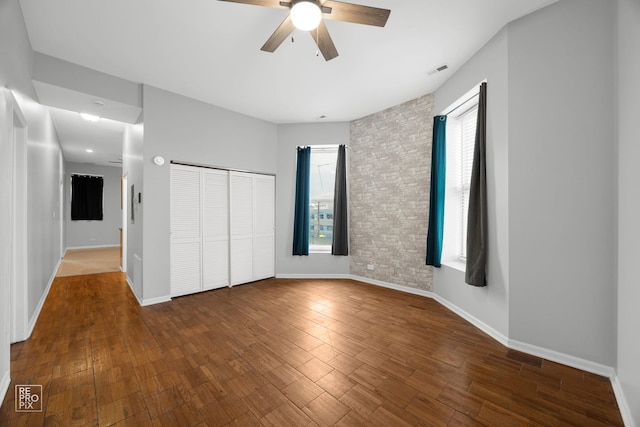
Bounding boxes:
230 172 254 285
202 169 229 290
253 175 275 280
170 165 202 297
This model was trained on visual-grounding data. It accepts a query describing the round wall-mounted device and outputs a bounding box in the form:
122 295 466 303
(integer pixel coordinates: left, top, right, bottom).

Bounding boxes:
153 155 165 166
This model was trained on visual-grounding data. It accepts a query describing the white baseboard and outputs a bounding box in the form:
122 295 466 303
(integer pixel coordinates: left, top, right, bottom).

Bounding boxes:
349 275 434 298
275 273 351 279
349 275 619 377
141 296 172 306
0 371 10 411
508 338 616 379
349 275 510 347
126 276 143 306
24 258 61 340
125 276 171 306
431 293 510 347
611 375 637 427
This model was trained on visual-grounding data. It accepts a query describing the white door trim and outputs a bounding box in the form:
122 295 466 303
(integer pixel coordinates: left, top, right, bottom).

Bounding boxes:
9 91 28 343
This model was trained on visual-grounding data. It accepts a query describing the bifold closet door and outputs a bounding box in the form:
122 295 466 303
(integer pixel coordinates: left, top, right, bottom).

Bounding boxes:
253 175 275 280
202 169 229 290
172 166 274 294
230 172 254 285
230 171 275 285
170 165 202 297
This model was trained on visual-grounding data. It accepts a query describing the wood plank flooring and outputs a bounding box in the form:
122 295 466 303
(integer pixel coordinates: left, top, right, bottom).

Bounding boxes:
0 273 624 426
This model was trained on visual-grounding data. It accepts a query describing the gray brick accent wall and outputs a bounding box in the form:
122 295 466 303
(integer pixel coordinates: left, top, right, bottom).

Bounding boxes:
350 94 434 291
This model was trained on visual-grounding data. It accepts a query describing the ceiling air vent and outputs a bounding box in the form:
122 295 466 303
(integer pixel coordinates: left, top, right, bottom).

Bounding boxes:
427 65 449 76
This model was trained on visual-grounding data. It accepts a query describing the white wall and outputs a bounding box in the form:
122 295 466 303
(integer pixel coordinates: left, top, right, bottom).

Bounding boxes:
434 0 618 370
0 0 35 401
616 0 640 424
275 123 350 276
141 85 278 302
123 124 144 300
0 90 15 408
23 97 65 322
507 0 616 367
32 52 142 112
0 0 65 405
433 27 510 339
65 162 122 249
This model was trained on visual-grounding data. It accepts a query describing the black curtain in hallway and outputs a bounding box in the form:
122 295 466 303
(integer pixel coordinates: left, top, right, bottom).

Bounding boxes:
71 175 104 221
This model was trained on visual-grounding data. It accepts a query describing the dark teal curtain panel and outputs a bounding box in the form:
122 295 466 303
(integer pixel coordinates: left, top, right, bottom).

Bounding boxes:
426 115 447 267
466 82 488 287
331 145 348 256
292 147 311 256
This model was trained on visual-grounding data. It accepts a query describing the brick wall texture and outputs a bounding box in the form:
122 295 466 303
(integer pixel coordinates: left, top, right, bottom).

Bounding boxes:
350 93 434 291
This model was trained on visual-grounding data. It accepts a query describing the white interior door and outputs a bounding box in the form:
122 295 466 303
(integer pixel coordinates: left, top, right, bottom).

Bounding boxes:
253 175 275 280
230 172 254 285
170 165 202 297
202 169 229 290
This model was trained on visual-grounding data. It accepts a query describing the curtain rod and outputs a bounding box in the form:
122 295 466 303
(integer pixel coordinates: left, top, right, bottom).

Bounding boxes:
71 173 103 178
443 92 479 116
170 161 276 177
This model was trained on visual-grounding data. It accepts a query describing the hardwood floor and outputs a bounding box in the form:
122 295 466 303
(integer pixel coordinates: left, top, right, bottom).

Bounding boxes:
56 247 121 277
0 273 624 426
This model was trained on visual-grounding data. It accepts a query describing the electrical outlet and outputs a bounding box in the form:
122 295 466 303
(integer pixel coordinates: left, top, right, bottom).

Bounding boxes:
367 264 374 271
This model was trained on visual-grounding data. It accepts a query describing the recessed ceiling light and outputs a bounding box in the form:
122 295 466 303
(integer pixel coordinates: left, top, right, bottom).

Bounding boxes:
86 149 94 153
80 112 100 122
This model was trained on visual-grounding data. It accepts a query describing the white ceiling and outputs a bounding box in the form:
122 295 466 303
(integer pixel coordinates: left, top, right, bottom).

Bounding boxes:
48 106 126 166
19 0 554 165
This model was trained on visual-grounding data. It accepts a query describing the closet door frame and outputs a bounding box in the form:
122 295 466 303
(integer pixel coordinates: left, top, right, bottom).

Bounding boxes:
170 162 275 295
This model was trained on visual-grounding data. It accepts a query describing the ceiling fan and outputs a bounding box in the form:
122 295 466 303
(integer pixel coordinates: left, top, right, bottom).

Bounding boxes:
218 0 391 61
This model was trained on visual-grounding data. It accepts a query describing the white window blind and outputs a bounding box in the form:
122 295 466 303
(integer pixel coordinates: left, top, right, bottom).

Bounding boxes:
458 104 478 259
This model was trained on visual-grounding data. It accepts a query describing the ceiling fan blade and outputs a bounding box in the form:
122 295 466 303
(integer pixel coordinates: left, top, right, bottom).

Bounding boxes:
311 20 339 61
218 0 289 10
321 0 390 27
261 15 296 52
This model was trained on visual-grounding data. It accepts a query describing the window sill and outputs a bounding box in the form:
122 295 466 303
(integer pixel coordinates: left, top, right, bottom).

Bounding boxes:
309 246 332 254
441 259 466 273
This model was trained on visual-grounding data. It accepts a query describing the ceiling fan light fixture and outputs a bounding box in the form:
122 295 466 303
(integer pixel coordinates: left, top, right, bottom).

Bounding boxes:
290 1 322 31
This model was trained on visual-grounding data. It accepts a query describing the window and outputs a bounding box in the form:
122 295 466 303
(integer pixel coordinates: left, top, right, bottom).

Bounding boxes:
457 104 478 259
309 146 338 252
443 88 479 263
